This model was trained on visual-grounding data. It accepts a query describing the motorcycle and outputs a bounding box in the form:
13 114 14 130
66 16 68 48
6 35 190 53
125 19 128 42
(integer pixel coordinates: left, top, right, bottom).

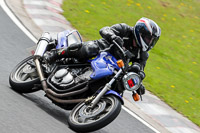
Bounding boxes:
9 30 143 132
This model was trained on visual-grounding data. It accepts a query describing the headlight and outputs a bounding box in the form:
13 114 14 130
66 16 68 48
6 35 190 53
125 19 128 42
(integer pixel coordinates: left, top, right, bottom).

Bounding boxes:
122 72 141 91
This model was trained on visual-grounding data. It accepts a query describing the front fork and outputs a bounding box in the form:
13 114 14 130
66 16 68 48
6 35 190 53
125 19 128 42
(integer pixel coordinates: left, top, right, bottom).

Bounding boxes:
34 32 51 91
34 57 51 95
89 69 123 109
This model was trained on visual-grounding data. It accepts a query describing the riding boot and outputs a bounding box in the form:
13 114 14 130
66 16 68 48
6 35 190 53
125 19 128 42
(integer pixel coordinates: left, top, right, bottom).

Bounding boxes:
45 41 99 63
59 41 99 60
57 42 83 59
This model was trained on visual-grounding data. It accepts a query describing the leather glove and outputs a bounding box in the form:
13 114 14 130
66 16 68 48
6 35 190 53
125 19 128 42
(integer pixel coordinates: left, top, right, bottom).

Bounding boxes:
129 63 146 80
111 35 124 47
129 63 141 73
137 84 145 95
138 71 146 80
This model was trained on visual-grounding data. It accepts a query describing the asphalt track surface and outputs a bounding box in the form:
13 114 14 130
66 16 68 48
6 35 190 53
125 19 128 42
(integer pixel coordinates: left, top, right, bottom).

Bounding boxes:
0 6 155 133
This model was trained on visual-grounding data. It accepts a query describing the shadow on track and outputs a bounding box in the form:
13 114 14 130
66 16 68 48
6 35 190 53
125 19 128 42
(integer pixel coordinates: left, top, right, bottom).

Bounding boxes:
16 89 70 125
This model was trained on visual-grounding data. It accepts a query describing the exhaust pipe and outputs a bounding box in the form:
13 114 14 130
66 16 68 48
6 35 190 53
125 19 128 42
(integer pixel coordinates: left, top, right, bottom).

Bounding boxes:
46 85 88 98
47 94 85 104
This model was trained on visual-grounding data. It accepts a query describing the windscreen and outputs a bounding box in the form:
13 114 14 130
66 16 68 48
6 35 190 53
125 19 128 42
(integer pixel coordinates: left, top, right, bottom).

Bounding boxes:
67 31 82 46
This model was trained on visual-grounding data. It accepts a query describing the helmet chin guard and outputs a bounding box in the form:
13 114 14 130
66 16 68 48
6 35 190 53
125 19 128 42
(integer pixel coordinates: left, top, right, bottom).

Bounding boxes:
140 35 148 51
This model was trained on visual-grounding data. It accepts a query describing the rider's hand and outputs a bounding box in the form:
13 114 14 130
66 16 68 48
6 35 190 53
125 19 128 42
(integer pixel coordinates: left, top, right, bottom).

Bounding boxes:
129 63 141 73
137 84 145 95
138 71 146 80
129 63 146 80
111 35 124 47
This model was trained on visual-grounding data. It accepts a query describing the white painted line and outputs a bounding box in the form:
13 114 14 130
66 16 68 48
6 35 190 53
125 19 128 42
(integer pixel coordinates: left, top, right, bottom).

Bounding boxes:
122 106 160 133
0 0 37 43
1 1 161 132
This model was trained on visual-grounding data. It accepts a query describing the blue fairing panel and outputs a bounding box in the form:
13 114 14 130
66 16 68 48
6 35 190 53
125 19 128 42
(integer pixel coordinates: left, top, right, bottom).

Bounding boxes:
56 30 71 49
90 52 120 79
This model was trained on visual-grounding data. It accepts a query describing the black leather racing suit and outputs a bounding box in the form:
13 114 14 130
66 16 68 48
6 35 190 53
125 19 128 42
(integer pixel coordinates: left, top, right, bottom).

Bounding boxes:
58 23 149 70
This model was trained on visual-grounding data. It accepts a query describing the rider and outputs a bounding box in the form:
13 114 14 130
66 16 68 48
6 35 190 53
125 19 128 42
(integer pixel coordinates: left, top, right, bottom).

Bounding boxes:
45 17 161 95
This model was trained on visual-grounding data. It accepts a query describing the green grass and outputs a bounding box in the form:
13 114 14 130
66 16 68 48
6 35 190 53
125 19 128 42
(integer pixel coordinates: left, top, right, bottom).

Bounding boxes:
62 0 200 126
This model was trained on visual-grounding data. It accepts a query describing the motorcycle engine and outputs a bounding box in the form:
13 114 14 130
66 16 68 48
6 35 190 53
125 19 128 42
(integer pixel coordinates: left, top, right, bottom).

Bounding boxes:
51 67 93 89
51 68 74 88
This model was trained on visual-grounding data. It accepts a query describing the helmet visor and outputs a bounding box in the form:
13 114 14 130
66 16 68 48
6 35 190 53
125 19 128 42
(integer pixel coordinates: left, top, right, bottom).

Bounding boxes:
143 34 153 46
142 33 159 51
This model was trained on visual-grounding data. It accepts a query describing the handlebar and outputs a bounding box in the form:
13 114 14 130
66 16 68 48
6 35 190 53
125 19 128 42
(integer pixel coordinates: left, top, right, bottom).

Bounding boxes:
99 44 114 53
112 40 134 72
112 40 126 57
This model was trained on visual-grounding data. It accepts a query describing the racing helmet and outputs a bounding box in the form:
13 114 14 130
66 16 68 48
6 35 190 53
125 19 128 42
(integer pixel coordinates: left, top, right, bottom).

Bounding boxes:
134 17 161 51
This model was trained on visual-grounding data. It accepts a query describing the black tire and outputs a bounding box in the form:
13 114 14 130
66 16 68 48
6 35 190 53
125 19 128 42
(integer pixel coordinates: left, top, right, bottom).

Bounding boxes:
68 95 121 132
9 56 40 93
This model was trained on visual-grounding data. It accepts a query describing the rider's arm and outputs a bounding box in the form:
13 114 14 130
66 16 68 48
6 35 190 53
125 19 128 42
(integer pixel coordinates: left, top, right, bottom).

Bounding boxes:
129 51 149 79
99 23 133 42
138 52 149 71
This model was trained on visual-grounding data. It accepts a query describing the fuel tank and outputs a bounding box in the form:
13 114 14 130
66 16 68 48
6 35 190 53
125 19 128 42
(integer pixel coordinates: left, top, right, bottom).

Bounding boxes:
90 52 120 79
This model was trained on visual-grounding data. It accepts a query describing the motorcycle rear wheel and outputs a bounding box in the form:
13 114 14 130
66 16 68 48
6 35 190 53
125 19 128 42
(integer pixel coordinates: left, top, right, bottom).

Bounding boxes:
9 56 40 93
68 95 121 132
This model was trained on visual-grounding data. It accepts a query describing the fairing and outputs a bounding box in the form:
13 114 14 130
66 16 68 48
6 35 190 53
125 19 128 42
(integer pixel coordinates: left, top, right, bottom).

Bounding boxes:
56 30 82 49
56 30 71 49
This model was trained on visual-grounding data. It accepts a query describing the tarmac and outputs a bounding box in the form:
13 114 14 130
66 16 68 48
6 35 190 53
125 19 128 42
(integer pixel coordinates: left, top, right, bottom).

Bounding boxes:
4 0 200 133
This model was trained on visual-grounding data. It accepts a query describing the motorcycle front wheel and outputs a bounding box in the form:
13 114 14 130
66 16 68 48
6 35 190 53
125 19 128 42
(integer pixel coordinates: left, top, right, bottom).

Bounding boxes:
9 56 40 93
68 95 121 132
